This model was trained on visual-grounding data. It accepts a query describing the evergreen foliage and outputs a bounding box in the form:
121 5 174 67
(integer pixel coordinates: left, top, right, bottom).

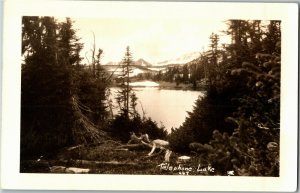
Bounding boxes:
115 46 135 117
109 114 167 142
111 46 168 142
72 67 109 125
169 20 280 176
21 17 281 176
21 17 109 158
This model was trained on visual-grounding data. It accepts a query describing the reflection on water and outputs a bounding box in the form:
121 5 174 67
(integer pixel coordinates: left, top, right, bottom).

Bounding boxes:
109 84 205 133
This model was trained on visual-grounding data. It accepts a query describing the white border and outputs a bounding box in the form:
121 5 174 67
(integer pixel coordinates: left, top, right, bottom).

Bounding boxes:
1 1 298 191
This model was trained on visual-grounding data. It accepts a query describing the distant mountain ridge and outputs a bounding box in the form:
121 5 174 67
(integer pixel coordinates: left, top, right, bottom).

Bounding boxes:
157 52 201 65
104 58 152 67
104 51 201 68
101 52 203 78
135 58 152 67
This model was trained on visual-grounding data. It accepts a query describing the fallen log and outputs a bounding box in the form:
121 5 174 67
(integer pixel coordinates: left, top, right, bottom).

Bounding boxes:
115 148 129 151
67 144 84 151
49 166 90 174
22 159 153 169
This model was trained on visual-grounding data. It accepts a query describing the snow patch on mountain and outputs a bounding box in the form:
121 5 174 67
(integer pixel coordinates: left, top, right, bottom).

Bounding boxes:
135 58 152 67
157 52 201 65
104 58 152 67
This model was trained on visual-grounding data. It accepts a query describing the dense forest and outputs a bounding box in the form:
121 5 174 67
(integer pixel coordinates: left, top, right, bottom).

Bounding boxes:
168 20 281 176
21 17 280 176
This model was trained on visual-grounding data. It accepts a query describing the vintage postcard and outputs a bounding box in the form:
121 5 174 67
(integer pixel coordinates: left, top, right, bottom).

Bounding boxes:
1 0 298 191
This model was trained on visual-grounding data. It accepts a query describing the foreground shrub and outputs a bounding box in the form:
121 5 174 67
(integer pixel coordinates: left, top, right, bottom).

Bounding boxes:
189 121 279 176
188 46 281 176
170 22 280 176
169 89 237 152
109 114 167 142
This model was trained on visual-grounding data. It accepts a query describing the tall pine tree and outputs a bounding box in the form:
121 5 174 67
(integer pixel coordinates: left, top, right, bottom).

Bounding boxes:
116 46 136 118
21 17 107 158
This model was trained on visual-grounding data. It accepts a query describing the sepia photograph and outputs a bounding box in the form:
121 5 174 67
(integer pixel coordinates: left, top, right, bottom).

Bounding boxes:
20 16 281 176
1 1 298 191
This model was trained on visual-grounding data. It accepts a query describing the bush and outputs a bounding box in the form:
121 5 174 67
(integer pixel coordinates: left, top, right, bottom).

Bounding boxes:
189 122 279 176
169 21 280 176
186 46 280 176
169 88 237 152
109 114 167 142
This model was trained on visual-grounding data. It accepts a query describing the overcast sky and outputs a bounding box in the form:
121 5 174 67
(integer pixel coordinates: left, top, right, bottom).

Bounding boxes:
73 18 231 65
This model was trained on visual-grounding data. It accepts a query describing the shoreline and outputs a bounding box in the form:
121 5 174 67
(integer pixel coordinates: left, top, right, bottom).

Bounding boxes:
110 80 207 91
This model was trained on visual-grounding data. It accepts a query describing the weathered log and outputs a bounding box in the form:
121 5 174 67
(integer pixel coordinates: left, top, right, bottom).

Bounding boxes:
67 144 84 151
49 166 90 174
22 159 151 168
115 148 129 151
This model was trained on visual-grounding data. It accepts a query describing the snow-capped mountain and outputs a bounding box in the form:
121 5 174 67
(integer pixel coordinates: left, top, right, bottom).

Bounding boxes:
134 58 152 67
104 58 152 67
103 58 153 77
157 52 201 65
104 61 121 66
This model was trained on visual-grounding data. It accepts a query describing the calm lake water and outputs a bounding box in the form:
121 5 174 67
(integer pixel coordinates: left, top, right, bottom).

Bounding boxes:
109 81 205 133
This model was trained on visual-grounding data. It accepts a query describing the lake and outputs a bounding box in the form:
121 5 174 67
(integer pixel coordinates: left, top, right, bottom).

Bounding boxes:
109 81 205 133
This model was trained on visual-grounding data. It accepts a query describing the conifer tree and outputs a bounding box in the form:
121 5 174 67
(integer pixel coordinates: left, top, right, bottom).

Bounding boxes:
116 46 135 118
21 16 106 157
21 17 74 156
170 20 280 176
